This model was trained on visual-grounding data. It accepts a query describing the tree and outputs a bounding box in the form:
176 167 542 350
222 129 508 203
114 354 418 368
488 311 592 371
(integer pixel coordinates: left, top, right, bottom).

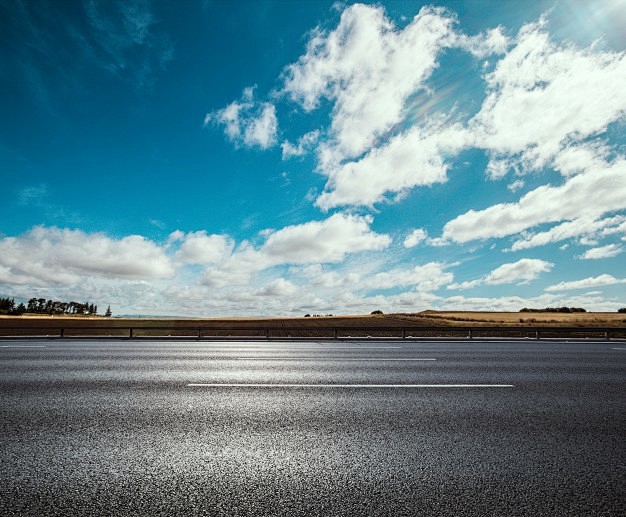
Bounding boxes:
0 297 16 313
105 305 112 318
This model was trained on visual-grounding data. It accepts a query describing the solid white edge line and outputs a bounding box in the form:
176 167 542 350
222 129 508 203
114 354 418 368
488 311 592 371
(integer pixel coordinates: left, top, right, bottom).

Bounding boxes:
187 383 514 388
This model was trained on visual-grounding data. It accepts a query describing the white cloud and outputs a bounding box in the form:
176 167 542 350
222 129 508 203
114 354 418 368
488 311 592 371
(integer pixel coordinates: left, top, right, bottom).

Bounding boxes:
484 258 553 284
454 26 509 58
243 103 278 149
364 262 453 292
545 274 626 291
449 258 553 289
170 231 234 265
260 213 390 264
316 123 470 209
471 20 626 173
282 4 456 168
552 142 613 177
202 213 391 287
299 264 360 289
579 244 624 260
486 158 512 180
0 226 174 286
442 157 626 243
280 7 626 211
403 228 428 248
255 278 299 298
507 179 524 192
510 215 626 251
281 130 320 159
432 291 623 312
206 87 278 149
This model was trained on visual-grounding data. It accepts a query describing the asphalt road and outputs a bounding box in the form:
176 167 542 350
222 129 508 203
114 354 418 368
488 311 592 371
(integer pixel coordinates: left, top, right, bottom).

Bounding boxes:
1 339 625 516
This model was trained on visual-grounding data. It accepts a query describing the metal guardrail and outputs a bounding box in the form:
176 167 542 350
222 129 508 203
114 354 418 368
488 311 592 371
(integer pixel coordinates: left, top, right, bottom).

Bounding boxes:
0 325 624 340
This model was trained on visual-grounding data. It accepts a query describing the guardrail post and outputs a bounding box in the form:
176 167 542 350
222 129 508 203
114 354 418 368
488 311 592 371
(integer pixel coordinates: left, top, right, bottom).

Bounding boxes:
129 328 133 339
605 330 609 341
536 331 540 340
198 329 202 339
402 329 406 339
468 330 473 340
334 329 338 339
60 328 64 338
266 329 270 339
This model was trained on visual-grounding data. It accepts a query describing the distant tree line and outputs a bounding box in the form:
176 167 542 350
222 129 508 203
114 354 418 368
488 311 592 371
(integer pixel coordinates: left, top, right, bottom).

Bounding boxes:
0 296 110 317
0 297 26 315
520 307 586 313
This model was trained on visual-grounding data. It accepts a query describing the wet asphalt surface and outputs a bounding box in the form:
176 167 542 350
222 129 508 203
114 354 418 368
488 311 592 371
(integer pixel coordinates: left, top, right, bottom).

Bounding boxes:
1 339 625 516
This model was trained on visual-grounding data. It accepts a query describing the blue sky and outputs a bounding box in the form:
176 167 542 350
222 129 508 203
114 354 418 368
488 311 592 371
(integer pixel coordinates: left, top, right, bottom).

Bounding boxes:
1 0 625 316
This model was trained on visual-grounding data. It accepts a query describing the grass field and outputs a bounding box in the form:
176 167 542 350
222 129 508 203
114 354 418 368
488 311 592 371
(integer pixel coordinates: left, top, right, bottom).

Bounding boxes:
1 311 625 339
392 311 626 326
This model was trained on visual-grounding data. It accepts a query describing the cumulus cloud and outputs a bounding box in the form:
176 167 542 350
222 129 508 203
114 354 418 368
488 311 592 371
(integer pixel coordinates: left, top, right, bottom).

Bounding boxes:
255 278 299 298
364 262 453 292
299 264 360 289
545 274 626 291
202 213 391 287
454 27 509 58
206 86 278 149
449 258 553 290
484 258 553 284
507 179 525 192
442 157 626 243
260 213 390 263
0 226 174 286
432 291 623 312
281 130 320 159
471 19 626 173
403 228 428 248
510 216 626 251
579 244 624 260
316 123 470 209
279 6 626 214
282 4 456 167
170 231 234 265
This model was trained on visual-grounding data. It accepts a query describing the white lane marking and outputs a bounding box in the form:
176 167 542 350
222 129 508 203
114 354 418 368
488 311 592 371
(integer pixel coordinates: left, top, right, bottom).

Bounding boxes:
235 357 436 361
187 383 514 388
612 347 626 350
150 344 403 349
0 345 47 348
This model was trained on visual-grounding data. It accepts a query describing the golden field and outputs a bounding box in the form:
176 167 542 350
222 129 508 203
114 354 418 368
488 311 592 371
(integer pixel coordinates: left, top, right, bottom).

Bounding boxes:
0 311 624 339
397 311 626 326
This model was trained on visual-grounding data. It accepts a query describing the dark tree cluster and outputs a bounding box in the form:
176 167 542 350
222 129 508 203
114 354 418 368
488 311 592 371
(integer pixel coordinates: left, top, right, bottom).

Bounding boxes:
618 308 626 313
0 297 26 315
520 307 586 313
0 296 99 316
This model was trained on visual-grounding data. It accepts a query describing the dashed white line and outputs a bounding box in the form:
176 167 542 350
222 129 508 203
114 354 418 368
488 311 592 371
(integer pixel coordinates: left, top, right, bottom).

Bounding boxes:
612 347 626 350
187 383 514 388
0 345 47 348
